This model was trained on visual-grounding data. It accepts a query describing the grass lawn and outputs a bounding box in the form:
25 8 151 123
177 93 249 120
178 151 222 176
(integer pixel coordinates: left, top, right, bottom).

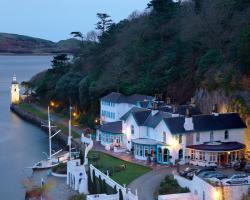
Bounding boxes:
19 103 47 120
88 151 151 185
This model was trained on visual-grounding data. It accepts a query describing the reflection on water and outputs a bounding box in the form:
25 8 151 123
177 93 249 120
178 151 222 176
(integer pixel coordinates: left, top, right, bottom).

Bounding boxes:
0 55 53 200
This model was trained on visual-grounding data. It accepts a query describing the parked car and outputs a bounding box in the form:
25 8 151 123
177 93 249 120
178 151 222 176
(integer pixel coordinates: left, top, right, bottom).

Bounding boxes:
244 163 250 173
222 174 249 185
179 167 197 177
195 167 216 175
233 159 246 171
204 172 228 180
199 171 218 178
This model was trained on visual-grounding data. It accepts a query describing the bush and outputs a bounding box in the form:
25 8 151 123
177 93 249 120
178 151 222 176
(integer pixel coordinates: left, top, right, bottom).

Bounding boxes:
70 194 86 200
158 175 190 195
52 163 67 174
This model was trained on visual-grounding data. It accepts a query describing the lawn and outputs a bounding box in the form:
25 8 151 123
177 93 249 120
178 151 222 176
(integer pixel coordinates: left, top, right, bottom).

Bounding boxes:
88 151 151 185
19 103 47 120
18 103 80 139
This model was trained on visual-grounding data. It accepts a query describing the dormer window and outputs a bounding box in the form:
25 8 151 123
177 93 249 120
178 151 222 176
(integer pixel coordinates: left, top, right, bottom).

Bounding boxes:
196 132 200 142
131 125 134 135
210 131 214 143
225 130 229 140
163 131 166 143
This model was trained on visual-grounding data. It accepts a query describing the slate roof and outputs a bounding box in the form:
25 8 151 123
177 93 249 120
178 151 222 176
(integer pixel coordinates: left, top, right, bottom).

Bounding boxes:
187 142 245 151
101 92 154 105
163 113 246 135
158 105 201 115
97 121 123 134
144 111 171 128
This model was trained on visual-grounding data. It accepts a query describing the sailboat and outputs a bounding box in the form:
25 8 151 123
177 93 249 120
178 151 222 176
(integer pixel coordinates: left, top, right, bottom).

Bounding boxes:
31 106 69 170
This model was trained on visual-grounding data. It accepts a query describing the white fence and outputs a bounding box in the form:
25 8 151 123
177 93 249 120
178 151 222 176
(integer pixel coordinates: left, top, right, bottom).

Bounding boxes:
174 173 250 200
89 164 138 200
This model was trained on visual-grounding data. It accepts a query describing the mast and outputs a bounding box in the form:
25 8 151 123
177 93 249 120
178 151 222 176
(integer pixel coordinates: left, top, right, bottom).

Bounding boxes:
68 105 72 160
48 106 52 160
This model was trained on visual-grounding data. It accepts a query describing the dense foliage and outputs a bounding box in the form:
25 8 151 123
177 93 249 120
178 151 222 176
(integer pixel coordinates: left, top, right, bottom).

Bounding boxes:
31 0 250 127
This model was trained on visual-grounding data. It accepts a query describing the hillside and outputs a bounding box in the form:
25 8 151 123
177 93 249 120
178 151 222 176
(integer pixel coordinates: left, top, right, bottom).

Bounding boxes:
0 33 81 54
31 0 250 127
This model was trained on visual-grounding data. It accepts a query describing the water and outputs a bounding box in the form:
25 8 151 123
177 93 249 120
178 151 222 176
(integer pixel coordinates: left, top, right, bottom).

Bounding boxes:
0 55 53 200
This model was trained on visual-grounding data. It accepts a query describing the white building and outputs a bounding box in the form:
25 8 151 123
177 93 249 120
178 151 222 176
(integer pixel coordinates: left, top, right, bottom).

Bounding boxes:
11 73 20 104
100 92 154 124
97 93 247 166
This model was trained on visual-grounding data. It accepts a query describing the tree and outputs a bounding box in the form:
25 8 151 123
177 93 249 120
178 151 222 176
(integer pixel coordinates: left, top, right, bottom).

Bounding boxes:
71 32 85 46
87 170 93 194
51 54 69 68
194 0 203 14
98 175 103 193
119 189 123 200
103 179 107 194
147 0 177 14
92 170 97 194
95 13 113 34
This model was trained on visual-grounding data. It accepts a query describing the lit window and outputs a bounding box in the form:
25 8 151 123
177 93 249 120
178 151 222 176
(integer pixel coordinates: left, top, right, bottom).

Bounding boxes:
179 134 182 144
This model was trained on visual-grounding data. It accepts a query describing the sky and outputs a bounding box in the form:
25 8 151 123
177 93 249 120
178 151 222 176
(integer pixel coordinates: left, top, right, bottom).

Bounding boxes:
0 0 149 42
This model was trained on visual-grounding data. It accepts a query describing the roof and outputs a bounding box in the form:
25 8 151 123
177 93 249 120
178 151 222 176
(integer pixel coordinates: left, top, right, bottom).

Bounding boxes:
163 113 246 134
158 105 201 115
120 107 151 125
144 111 171 128
101 92 154 105
97 121 123 134
132 138 159 146
187 142 245 151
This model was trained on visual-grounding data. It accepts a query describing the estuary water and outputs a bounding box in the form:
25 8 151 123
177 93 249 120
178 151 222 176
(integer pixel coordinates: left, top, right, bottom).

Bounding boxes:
0 55 53 200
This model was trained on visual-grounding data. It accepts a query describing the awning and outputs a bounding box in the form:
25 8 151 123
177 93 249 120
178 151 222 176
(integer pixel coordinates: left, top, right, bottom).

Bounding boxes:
186 142 245 152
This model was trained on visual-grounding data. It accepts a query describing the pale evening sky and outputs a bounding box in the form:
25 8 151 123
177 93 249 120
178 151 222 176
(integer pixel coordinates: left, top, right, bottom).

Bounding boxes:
0 0 149 42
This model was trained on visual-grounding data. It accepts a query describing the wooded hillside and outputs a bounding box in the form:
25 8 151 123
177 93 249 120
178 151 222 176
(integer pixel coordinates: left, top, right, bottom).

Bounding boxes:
31 0 250 126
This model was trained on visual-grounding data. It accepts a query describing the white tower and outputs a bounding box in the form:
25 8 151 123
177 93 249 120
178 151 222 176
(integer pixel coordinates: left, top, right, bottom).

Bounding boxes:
11 73 20 104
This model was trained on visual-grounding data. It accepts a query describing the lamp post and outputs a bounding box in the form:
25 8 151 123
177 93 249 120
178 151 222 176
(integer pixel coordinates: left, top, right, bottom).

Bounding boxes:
68 105 72 160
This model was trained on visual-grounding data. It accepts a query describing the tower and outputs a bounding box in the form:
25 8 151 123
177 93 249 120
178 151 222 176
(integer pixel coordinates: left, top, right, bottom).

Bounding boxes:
11 73 20 104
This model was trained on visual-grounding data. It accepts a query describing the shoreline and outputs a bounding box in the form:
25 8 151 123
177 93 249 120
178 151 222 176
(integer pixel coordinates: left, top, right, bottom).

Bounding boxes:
10 104 82 150
0 53 73 56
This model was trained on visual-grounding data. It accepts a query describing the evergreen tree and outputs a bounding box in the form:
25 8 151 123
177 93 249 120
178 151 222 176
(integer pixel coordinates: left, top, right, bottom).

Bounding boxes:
87 170 93 194
119 189 123 200
98 175 103 193
103 179 107 194
147 0 176 14
95 13 113 34
92 170 97 194
194 0 203 14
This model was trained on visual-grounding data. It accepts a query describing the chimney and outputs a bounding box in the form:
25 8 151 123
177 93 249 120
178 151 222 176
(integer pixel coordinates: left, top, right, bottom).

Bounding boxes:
184 107 194 131
172 105 179 117
190 97 196 107
212 104 219 116
166 97 171 105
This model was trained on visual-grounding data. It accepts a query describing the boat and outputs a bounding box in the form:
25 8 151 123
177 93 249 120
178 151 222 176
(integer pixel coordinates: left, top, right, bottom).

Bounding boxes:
31 107 67 170
31 106 80 170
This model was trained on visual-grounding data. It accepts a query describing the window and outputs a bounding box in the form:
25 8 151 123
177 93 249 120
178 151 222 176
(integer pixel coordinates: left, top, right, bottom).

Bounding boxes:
179 149 183 159
209 152 216 162
196 132 200 142
191 150 194 160
210 131 214 143
131 125 134 135
179 134 182 144
110 136 114 143
163 131 166 142
145 147 148 157
225 130 229 140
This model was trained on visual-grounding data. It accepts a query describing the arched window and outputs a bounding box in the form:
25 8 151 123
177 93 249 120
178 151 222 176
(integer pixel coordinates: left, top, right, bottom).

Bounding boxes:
158 147 162 162
131 125 134 135
163 148 169 162
179 149 183 159
163 131 166 143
